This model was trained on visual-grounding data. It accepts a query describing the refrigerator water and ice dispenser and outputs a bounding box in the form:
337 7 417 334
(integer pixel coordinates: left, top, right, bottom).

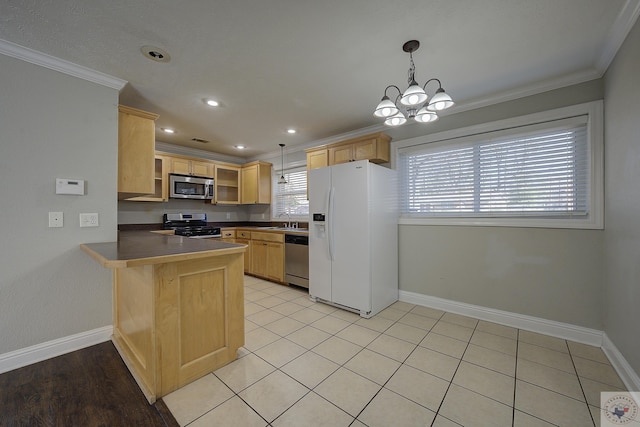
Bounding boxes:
312 213 326 237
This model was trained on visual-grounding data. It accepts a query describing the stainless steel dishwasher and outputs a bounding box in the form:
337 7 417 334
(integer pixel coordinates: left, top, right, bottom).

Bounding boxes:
285 234 309 288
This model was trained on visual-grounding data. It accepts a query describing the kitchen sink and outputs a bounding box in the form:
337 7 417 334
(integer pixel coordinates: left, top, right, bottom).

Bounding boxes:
255 226 308 232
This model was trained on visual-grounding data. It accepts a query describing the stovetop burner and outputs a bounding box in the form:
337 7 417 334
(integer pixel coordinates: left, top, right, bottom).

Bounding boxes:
163 213 221 237
173 226 221 237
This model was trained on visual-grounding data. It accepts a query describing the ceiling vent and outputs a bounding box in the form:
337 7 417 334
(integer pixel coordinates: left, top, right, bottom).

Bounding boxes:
191 137 209 143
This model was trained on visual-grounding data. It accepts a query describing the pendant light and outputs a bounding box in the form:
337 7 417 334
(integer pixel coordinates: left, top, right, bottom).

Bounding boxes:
374 40 454 126
278 143 287 184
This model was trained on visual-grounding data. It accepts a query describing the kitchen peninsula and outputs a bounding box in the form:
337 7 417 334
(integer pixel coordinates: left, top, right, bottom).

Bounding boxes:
81 231 246 403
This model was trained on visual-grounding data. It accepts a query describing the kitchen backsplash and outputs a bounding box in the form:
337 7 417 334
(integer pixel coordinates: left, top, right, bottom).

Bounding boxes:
117 199 271 224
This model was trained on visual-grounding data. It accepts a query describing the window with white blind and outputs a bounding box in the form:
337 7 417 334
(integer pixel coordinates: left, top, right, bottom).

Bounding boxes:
272 167 309 220
396 101 603 229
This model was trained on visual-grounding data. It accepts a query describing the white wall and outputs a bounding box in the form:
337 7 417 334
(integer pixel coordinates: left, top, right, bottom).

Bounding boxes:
395 81 606 330
0 54 117 354
603 18 640 375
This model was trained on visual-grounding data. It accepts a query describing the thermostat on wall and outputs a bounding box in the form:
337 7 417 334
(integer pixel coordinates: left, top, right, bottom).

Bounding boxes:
56 178 85 195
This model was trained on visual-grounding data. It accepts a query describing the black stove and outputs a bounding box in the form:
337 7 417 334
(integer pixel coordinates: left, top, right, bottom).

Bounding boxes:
163 213 221 238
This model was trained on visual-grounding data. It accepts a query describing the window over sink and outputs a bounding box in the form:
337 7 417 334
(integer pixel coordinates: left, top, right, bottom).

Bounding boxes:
272 167 309 221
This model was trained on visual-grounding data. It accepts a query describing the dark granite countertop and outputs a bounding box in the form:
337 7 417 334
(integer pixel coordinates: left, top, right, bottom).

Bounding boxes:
81 231 246 269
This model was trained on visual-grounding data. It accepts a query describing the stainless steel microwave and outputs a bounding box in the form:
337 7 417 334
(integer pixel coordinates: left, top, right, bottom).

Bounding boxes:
169 174 214 200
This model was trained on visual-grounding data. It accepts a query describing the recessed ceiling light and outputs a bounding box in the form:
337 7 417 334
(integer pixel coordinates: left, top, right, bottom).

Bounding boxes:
141 46 171 63
235 145 246 150
206 99 219 107
161 128 175 134
287 129 296 134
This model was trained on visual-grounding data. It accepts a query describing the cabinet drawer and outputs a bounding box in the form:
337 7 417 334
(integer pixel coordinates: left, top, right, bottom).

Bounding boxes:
237 230 252 239
251 232 284 243
220 228 236 239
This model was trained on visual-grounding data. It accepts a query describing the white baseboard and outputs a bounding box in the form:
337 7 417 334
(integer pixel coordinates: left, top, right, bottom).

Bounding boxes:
0 326 112 375
399 290 640 390
602 333 640 391
399 290 603 346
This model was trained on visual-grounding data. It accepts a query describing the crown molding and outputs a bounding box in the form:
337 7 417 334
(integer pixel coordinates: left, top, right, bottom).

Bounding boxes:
0 39 126 90
596 0 640 72
155 141 246 164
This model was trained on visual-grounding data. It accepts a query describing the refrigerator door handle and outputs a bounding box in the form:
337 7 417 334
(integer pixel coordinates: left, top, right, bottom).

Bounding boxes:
328 186 335 262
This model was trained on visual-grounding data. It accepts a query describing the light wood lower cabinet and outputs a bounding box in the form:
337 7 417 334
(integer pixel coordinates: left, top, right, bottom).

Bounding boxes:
236 230 252 274
111 252 244 402
249 232 284 283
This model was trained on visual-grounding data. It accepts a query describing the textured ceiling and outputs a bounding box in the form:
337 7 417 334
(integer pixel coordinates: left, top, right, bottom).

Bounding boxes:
0 0 637 158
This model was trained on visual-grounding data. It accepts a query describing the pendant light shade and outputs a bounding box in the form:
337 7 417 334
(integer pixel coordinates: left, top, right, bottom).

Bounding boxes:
373 40 453 126
384 111 407 127
374 96 399 118
278 143 287 184
427 88 455 111
414 107 439 123
400 81 428 106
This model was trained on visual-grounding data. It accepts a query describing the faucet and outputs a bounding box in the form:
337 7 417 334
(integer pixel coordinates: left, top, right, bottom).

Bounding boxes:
278 212 291 228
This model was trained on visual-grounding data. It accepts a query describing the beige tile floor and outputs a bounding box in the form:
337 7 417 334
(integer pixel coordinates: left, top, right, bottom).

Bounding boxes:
164 275 628 427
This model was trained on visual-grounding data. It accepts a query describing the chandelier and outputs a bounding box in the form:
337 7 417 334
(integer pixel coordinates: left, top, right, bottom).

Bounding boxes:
374 40 454 126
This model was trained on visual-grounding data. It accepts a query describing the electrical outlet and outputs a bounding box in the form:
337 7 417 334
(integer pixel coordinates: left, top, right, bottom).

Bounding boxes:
48 212 63 228
79 213 99 227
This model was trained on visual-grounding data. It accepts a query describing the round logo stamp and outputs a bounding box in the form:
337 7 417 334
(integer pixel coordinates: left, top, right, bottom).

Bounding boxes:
602 393 639 425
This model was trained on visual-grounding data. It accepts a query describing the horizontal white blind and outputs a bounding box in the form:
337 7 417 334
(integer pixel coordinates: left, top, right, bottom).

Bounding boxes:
273 167 309 218
400 119 589 217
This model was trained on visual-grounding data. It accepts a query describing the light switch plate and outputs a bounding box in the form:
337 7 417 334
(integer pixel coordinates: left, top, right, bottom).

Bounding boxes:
48 212 63 228
79 213 99 227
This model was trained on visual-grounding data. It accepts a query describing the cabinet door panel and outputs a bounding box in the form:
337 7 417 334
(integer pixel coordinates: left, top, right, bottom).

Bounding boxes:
241 166 258 204
329 145 353 165
236 239 251 273
266 242 284 282
170 158 191 175
353 139 378 161
251 241 268 276
307 149 328 170
192 161 212 177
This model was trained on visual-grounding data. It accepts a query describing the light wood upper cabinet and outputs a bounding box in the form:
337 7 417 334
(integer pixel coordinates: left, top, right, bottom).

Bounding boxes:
306 149 329 171
214 164 241 205
241 161 272 204
327 132 391 165
169 156 214 178
118 105 159 198
328 144 354 165
305 132 390 170
124 154 168 202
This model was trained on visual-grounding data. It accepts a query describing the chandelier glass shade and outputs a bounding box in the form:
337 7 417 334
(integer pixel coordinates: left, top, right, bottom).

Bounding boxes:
374 40 454 127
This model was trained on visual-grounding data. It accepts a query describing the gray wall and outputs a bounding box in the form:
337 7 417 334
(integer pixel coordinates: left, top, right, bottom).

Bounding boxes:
603 18 640 375
0 55 117 354
396 80 606 330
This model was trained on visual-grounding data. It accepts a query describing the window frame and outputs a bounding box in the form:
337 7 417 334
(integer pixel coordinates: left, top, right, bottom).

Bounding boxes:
392 100 604 229
271 166 309 221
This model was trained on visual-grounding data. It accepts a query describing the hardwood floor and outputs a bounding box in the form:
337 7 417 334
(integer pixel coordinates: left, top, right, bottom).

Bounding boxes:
0 341 179 427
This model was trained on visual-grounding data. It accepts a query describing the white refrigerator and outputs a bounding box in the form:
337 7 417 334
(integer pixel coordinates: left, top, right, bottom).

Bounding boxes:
308 160 398 318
